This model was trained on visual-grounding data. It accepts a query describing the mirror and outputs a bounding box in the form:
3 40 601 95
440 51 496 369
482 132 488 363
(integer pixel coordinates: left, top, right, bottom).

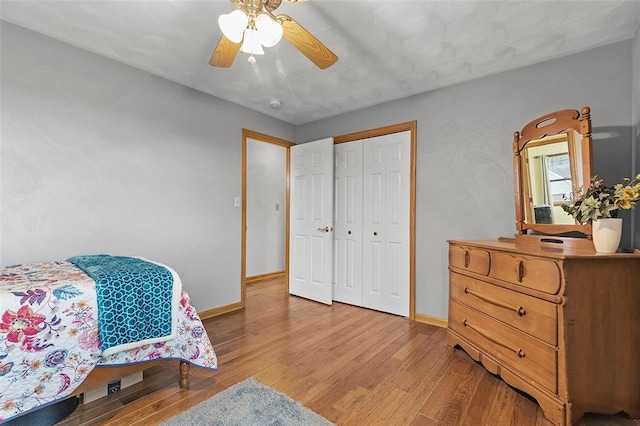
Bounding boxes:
513 107 593 237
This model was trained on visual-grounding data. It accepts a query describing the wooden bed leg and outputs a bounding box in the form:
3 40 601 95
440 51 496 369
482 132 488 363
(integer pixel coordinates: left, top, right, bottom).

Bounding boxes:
179 361 190 389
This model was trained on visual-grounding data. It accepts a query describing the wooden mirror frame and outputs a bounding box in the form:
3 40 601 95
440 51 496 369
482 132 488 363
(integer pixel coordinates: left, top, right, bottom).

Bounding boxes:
513 107 593 237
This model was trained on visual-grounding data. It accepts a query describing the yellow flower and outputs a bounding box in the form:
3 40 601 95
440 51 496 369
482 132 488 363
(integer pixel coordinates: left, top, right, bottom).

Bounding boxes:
616 198 632 209
613 179 640 210
616 186 639 209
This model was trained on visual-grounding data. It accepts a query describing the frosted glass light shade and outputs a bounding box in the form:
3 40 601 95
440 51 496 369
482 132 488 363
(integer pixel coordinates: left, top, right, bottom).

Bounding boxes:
240 28 265 55
255 13 283 47
218 9 248 43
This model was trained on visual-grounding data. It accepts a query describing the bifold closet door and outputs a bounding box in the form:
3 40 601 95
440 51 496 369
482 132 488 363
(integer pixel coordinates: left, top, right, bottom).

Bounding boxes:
333 140 363 306
362 131 410 317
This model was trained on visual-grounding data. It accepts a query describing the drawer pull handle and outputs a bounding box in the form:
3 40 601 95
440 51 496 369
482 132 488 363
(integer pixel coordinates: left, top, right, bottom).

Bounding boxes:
464 287 527 317
517 261 525 282
462 319 526 358
464 251 470 268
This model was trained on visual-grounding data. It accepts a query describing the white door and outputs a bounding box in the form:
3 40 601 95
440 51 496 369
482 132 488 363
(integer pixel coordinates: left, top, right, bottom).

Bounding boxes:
362 131 411 316
333 140 363 305
289 138 334 305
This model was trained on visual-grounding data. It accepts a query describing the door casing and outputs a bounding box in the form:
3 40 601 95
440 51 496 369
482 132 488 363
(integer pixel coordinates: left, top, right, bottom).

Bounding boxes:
241 129 294 306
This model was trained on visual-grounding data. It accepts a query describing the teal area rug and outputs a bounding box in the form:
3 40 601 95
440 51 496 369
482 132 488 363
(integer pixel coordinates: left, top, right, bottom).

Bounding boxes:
160 377 334 425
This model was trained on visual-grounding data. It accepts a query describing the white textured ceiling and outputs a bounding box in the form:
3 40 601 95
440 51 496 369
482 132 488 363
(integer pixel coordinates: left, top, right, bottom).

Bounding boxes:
2 1 640 125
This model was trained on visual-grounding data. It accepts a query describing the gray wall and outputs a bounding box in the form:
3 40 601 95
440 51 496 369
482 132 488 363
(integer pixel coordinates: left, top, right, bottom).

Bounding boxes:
0 22 295 312
246 139 286 276
297 40 636 320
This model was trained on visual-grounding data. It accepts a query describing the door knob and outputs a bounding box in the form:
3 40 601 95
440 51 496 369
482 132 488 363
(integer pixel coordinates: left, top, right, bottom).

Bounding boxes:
317 226 333 233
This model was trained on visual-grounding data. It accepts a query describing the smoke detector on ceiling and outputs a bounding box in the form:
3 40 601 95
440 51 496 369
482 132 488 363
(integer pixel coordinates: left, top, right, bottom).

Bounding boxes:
270 99 282 109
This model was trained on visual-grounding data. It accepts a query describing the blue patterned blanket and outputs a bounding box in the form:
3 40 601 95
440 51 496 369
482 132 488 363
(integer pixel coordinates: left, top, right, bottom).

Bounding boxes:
67 254 181 356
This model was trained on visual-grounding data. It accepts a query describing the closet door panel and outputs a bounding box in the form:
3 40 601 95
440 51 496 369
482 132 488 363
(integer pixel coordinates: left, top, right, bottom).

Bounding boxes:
383 133 410 316
363 136 385 310
333 141 363 306
368 240 384 295
363 132 410 316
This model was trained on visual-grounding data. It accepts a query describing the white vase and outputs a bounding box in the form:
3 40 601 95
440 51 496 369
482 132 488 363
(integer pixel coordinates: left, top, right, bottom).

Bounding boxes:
592 218 623 253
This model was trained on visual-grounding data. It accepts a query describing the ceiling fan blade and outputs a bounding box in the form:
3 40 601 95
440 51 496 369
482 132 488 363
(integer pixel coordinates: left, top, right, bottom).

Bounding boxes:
278 14 338 69
209 35 242 68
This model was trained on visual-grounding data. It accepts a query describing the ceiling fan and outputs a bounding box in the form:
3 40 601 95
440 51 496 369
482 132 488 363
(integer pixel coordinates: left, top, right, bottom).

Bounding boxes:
209 0 338 69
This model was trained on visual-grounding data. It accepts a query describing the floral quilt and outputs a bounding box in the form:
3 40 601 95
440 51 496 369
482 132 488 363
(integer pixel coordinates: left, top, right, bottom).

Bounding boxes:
0 261 218 423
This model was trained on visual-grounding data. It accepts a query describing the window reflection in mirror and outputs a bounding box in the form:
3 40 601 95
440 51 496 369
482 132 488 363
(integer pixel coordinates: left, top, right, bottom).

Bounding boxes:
522 133 579 225
546 154 571 203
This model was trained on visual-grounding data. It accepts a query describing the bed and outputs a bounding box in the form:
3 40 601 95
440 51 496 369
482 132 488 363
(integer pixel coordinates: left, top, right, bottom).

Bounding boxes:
0 255 218 423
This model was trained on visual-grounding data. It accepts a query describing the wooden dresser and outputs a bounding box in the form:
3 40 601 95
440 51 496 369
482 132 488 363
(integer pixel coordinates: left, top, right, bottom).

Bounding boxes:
446 236 640 426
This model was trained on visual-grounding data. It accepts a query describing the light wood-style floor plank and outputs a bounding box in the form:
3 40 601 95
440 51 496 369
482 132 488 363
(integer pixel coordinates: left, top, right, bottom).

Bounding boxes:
59 277 639 426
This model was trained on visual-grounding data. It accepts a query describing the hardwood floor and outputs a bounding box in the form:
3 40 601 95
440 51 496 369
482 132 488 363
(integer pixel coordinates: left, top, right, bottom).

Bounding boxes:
59 277 639 426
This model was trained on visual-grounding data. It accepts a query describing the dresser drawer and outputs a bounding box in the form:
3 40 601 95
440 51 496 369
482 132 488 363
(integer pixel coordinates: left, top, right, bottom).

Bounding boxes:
449 245 490 275
489 252 562 295
450 273 557 345
449 300 557 393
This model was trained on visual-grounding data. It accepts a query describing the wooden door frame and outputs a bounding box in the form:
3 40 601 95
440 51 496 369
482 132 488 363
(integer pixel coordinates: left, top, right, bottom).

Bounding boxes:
334 121 417 320
241 129 295 307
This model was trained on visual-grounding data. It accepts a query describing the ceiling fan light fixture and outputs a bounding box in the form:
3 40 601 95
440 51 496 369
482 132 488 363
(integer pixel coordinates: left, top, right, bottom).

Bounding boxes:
218 9 248 43
240 28 265 55
210 1 337 69
255 13 283 47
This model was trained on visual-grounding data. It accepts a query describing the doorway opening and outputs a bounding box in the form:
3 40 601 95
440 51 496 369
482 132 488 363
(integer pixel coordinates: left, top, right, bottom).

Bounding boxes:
241 130 294 305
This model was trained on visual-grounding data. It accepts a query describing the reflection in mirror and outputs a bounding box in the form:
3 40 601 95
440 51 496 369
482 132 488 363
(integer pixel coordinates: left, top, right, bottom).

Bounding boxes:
523 133 577 225
513 107 592 237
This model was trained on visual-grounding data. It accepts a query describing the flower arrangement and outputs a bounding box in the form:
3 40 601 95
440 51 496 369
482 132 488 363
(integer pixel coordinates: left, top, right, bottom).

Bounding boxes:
561 174 640 224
